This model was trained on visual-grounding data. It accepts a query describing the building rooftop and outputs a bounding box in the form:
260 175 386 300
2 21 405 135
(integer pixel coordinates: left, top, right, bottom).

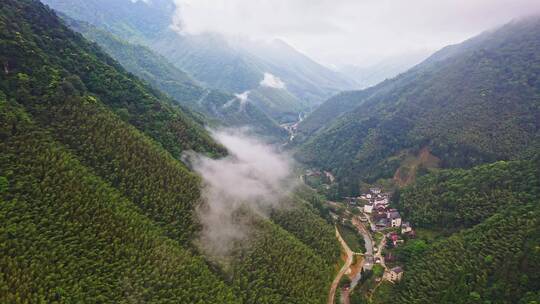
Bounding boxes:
388 211 401 219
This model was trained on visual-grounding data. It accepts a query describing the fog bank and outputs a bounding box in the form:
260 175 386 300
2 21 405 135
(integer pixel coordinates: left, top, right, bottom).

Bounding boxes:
185 129 297 256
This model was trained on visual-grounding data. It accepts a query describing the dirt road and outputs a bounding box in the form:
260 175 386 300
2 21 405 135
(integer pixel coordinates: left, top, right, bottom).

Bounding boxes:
328 226 354 304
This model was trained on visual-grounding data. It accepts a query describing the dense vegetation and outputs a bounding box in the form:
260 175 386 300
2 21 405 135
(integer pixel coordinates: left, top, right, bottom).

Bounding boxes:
5 1 539 304
398 160 539 230
295 17 540 195
380 208 540 304
1 0 225 159
0 1 339 303
371 157 540 304
337 222 365 253
31 95 204 243
271 194 340 265
0 96 239 303
64 17 205 106
248 86 307 123
231 218 334 304
64 17 289 139
294 89 374 142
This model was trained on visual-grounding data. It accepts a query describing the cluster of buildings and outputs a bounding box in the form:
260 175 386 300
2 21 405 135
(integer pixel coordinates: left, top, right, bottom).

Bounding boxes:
358 188 417 283
332 187 416 284
360 188 415 237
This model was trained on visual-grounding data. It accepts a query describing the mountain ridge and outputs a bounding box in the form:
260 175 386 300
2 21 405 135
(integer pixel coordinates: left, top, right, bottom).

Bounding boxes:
0 1 339 303
62 15 289 140
295 16 540 195
42 0 358 111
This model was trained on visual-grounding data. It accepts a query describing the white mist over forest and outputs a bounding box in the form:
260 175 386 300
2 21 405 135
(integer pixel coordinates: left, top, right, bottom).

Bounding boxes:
185 129 297 256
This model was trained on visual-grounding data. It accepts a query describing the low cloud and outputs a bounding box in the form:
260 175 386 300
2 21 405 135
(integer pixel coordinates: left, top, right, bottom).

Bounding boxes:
172 0 540 66
184 129 297 257
234 90 250 104
260 72 286 89
221 91 250 111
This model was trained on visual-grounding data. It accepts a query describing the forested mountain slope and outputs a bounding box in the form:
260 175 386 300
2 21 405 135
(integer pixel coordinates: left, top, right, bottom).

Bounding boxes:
373 158 540 304
64 17 203 103
39 0 176 42
244 85 307 123
150 31 356 107
0 97 239 303
294 89 376 142
41 0 357 109
397 159 539 230
63 17 287 140
296 17 540 195
0 1 339 303
2 0 225 159
382 207 540 304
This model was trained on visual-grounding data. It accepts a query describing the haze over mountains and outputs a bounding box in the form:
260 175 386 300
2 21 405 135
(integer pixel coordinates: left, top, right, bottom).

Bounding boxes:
42 0 359 134
337 51 430 89
295 17 540 194
1 0 539 303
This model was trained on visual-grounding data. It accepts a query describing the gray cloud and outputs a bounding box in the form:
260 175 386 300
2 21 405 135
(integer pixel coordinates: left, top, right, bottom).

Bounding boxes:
184 129 297 257
173 0 540 66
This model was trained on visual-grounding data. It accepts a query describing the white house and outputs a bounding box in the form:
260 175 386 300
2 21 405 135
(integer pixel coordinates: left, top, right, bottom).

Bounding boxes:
387 210 402 227
363 204 374 214
374 198 389 209
375 197 389 205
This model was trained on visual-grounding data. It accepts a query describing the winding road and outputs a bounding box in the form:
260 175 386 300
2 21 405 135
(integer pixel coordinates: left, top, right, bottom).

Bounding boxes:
328 226 354 304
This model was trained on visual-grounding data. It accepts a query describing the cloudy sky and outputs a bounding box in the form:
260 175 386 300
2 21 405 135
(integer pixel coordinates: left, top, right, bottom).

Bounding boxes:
173 0 540 67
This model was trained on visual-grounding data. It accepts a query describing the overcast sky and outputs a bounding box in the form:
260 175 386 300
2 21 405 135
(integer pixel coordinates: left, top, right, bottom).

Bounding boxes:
173 0 540 67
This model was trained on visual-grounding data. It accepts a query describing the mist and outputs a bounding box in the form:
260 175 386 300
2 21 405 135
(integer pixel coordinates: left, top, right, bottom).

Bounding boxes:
260 72 286 89
173 0 540 66
184 129 297 257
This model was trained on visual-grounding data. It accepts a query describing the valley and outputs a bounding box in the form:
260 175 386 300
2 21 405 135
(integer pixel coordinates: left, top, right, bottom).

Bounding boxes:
306 156 539 303
1 0 539 303
328 226 355 304
320 188 410 304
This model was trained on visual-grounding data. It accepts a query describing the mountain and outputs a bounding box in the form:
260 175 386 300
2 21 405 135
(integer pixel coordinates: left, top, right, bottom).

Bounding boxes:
371 158 539 303
0 1 339 302
293 89 376 143
151 31 357 107
295 17 540 195
41 0 358 112
39 0 176 42
397 159 539 230
244 85 306 123
228 37 358 106
338 51 430 89
61 16 287 141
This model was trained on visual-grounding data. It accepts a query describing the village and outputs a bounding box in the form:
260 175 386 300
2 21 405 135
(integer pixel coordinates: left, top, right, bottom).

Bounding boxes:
325 184 416 304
